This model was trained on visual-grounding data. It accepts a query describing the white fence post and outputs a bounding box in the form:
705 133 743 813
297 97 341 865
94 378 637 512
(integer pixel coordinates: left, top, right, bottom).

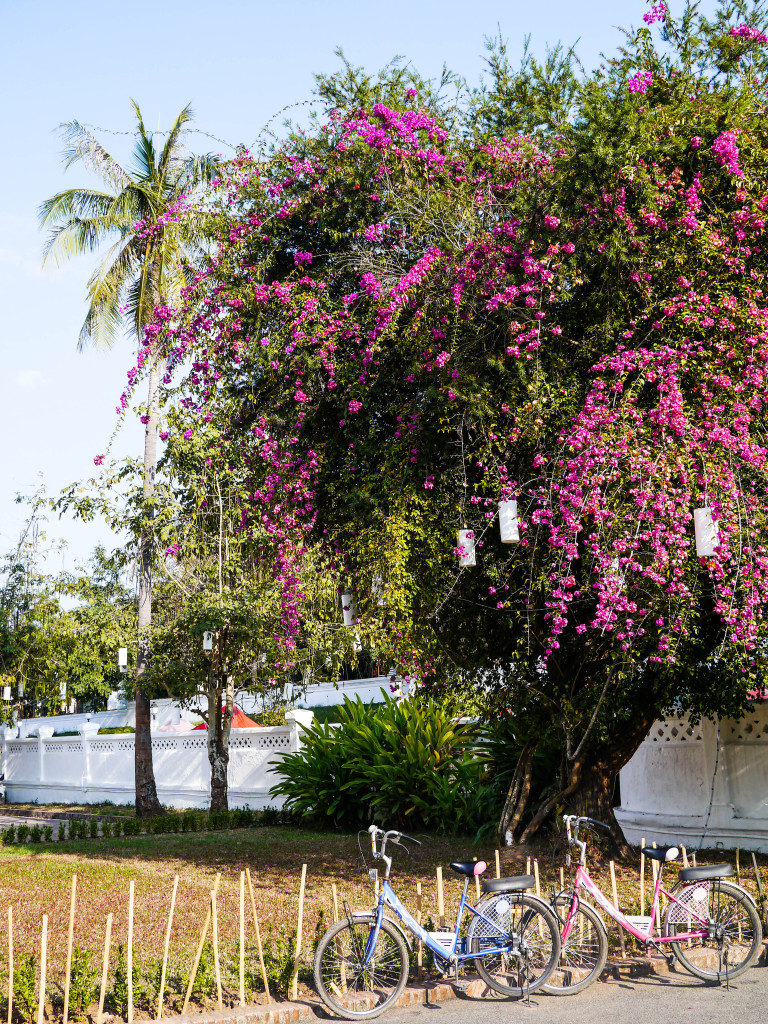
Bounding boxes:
285 709 314 753
77 722 99 793
38 726 54 784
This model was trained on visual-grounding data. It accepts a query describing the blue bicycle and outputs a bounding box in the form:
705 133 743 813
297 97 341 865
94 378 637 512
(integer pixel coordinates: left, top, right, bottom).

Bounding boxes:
313 825 561 1019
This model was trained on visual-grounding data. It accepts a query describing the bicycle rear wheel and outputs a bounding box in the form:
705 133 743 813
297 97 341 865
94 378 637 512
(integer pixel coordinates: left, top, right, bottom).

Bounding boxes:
664 879 762 982
314 914 409 1020
542 894 608 995
468 892 560 997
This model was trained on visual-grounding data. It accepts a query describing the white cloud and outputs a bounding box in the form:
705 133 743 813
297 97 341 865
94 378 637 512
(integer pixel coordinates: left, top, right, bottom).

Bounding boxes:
15 370 44 389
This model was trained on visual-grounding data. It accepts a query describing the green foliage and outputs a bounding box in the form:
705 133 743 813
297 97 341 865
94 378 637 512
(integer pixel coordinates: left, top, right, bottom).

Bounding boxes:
89 819 98 839
101 821 112 838
14 954 38 1020
271 693 487 833
260 926 296 998
189 941 215 1001
3 826 15 844
69 947 98 1019
15 824 29 844
57 822 66 842
107 944 142 1017
29 825 42 843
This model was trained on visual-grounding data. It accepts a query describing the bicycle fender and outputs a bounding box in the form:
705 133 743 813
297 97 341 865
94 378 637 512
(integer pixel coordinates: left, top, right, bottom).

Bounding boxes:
348 911 413 954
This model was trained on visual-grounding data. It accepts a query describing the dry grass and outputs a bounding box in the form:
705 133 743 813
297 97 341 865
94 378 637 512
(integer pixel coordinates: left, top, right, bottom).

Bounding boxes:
0 825 766 1019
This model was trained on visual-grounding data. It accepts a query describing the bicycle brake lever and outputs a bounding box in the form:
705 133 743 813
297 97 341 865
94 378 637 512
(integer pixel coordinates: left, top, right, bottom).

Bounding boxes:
398 833 422 846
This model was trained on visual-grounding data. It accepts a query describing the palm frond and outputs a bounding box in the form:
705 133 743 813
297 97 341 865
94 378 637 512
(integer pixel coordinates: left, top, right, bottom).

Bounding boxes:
58 121 132 193
157 103 195 184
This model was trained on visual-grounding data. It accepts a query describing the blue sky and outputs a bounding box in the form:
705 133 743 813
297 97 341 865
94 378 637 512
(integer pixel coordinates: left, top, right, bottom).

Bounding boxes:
0 0 715 576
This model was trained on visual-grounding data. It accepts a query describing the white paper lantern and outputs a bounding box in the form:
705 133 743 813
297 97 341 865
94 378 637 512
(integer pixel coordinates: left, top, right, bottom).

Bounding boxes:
341 592 357 627
694 508 719 557
498 500 520 544
372 575 385 607
2 686 10 702
203 631 214 651
18 682 24 697
457 529 476 567
118 647 128 669
59 682 67 700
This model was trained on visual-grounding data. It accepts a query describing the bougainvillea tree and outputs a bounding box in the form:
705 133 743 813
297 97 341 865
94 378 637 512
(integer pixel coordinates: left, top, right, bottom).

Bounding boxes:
124 1 768 845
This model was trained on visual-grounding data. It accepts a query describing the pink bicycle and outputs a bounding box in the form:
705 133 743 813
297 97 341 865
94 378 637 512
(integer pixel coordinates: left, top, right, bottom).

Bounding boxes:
483 814 763 995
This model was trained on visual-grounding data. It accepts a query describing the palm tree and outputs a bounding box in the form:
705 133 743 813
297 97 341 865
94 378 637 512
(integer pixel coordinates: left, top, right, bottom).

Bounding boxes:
39 101 219 815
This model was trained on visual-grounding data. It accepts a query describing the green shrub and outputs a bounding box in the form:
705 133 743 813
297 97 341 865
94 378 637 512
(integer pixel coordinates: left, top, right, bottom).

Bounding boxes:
16 824 30 844
58 822 66 842
101 821 113 838
42 825 53 842
14 953 38 1019
69 947 98 1019
89 819 99 839
4 825 16 844
188 941 215 1001
260 926 296 999
269 692 487 833
29 825 42 843
106 944 142 1016
151 816 165 836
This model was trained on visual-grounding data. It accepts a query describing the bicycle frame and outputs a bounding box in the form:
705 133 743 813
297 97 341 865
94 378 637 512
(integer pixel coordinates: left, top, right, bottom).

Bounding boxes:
563 863 710 947
362 876 516 967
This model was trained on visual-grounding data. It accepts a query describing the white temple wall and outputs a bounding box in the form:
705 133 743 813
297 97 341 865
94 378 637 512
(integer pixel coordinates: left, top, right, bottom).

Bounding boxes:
616 702 768 852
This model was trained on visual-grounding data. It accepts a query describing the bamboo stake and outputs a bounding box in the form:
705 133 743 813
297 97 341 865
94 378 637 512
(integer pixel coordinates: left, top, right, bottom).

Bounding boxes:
436 867 445 927
681 846 689 869
533 859 544 938
6 907 12 1024
182 872 221 1015
473 858 481 900
559 867 565 892
736 848 741 887
97 914 112 1024
640 838 646 916
127 881 135 1024
692 852 697 868
331 884 340 924
239 873 246 1007
37 915 47 1024
751 852 764 900
525 856 531 876
416 882 423 976
495 850 501 879
651 842 659 885
63 875 77 1024
211 891 223 1012
157 875 179 1019
609 861 626 959
246 868 271 1004
290 864 307 1001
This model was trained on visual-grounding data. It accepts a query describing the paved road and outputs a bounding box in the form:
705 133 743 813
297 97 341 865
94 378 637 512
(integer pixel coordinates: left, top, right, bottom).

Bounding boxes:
381 966 767 1024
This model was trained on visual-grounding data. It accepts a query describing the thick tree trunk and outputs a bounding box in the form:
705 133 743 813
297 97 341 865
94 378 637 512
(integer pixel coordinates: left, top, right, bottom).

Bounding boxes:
134 354 162 817
518 713 654 859
207 669 233 812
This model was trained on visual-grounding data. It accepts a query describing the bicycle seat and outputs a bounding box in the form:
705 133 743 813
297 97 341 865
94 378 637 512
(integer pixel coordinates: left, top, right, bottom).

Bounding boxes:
449 860 488 877
642 845 679 863
481 874 535 893
679 863 734 882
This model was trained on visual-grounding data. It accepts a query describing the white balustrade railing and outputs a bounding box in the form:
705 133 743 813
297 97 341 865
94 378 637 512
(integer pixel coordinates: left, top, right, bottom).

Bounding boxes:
0 710 313 810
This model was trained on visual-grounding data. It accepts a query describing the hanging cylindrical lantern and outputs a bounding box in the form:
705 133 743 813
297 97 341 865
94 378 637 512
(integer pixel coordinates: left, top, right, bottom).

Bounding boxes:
59 682 67 700
457 529 476 567
498 500 520 544
372 575 385 607
694 507 719 557
341 592 357 627
203 631 214 651
118 647 128 670
2 686 10 702
18 682 24 697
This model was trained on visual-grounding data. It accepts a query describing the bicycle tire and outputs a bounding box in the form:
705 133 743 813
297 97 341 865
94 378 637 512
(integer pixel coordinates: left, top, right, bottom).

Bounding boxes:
664 879 763 982
468 892 561 997
313 913 409 1020
542 894 609 995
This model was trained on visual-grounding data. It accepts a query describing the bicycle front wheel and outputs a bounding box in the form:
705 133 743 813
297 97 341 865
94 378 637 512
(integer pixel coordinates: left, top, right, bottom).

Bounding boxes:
313 913 409 1020
542 894 608 995
468 892 561 997
664 879 763 982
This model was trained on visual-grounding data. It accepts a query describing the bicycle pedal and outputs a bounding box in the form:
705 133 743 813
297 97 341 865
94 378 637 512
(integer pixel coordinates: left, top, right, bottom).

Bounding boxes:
451 981 470 993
